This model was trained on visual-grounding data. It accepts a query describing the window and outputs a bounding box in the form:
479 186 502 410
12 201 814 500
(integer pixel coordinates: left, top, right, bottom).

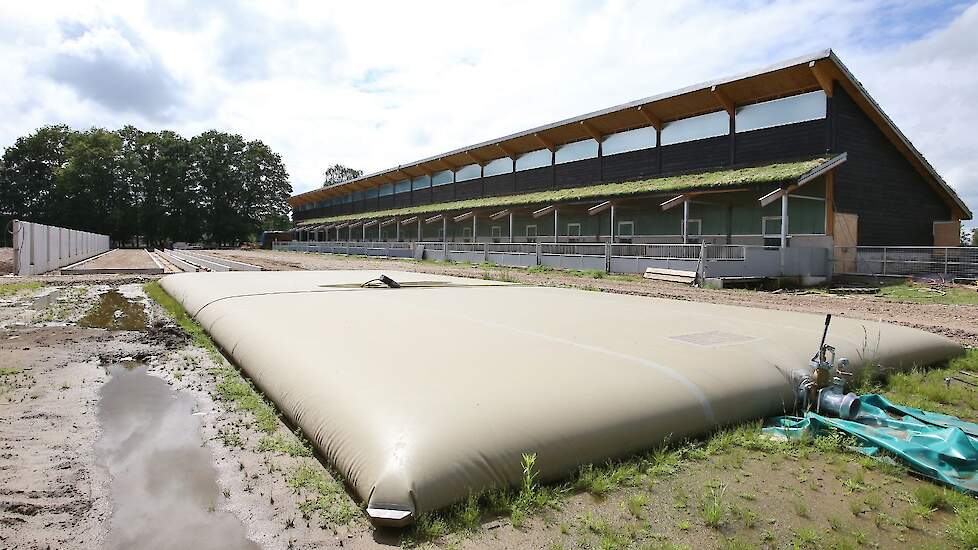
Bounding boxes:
567 223 582 237
378 184 394 197
484 157 514 177
427 172 448 187
491 226 502 238
455 164 481 182
462 227 472 240
394 179 411 194
617 221 634 237
437 227 444 239
515 149 551 172
685 219 702 236
555 139 598 164
366 187 379 200
661 111 729 146
602 126 656 156
735 91 826 133
525 225 538 238
762 216 782 237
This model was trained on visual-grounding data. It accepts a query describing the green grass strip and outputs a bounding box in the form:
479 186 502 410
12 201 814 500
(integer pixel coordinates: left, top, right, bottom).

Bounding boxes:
297 157 829 226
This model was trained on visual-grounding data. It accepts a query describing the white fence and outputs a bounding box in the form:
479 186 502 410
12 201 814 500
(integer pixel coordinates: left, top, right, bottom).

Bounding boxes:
275 240 832 279
12 220 111 276
834 246 978 279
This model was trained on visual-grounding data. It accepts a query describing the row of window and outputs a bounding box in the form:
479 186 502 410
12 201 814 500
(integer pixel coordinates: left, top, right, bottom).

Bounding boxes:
297 91 826 212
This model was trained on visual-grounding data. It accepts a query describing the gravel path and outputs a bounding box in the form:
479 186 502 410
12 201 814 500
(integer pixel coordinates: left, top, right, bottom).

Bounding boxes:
208 249 978 348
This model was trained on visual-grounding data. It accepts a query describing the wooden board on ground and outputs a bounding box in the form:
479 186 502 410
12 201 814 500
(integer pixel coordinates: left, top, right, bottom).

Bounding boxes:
643 267 697 284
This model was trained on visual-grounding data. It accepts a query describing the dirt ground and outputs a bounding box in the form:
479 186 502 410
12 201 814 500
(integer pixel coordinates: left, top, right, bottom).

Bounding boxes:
209 248 978 348
64 248 160 271
0 247 12 274
1 252 976 549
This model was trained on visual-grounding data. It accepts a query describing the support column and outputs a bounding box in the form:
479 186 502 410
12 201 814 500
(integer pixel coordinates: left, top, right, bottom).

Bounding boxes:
509 212 514 243
362 225 366 242
396 220 400 242
610 205 616 244
781 192 789 248
378 222 381 242
554 208 558 243
418 219 422 242
682 200 690 244
472 214 477 243
442 217 447 243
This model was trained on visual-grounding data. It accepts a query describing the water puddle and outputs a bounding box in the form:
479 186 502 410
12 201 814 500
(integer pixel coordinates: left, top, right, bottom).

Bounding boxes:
31 289 62 309
78 290 148 331
96 364 258 550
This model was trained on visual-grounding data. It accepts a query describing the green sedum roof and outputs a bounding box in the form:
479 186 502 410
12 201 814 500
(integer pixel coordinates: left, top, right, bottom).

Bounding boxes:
296 157 830 226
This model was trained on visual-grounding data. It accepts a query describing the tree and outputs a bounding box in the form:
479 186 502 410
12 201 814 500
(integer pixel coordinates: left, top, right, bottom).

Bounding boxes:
0 125 73 223
322 163 362 187
55 128 130 242
241 140 292 241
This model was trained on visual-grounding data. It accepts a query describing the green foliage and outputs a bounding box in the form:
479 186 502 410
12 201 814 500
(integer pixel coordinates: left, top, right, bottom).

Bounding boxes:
322 163 363 187
878 282 978 305
0 367 24 376
285 463 359 526
0 281 44 297
257 433 313 456
298 157 831 226
0 125 291 245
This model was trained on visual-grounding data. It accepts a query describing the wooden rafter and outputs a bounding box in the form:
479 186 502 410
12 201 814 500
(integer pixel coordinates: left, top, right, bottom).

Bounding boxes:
464 151 484 166
710 85 735 117
587 200 614 216
489 209 511 221
362 219 379 227
580 120 604 143
400 216 419 225
636 106 663 131
495 142 517 159
379 218 397 227
660 194 690 211
453 211 476 223
532 205 556 218
424 214 445 224
809 61 834 98
533 133 557 152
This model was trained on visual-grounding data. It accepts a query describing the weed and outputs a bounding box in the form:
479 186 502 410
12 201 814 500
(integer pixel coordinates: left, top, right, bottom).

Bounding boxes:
913 485 970 513
700 484 727 528
576 461 640 497
0 367 24 376
828 515 845 531
626 493 648 518
731 504 758 528
527 264 554 273
217 429 244 448
878 282 978 305
948 505 978 548
257 433 313 457
792 527 821 548
285 463 359 526
676 519 690 531
863 493 881 511
793 500 810 518
849 500 863 516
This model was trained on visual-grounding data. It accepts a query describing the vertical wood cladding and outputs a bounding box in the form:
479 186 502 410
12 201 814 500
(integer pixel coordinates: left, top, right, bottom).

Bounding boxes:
378 196 394 210
600 149 658 183
430 185 454 203
660 135 729 174
515 166 553 193
412 188 432 206
555 158 601 189
394 193 412 208
455 179 483 200
483 173 515 196
734 119 827 165
832 85 949 246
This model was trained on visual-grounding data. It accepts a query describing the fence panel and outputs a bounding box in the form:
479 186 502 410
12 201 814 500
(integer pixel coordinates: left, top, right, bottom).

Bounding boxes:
834 246 978 279
12 220 111 276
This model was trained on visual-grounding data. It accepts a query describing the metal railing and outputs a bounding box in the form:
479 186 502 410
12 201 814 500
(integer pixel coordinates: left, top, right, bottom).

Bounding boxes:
540 243 607 257
834 246 978 279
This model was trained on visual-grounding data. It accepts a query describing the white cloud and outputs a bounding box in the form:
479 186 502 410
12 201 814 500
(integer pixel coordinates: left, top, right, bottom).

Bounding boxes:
0 0 975 227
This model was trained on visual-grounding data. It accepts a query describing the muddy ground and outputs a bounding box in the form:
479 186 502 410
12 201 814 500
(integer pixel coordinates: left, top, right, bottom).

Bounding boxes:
0 251 976 549
0 247 12 274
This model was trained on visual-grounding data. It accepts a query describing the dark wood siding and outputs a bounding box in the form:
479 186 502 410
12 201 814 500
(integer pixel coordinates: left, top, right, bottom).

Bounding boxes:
601 148 657 183
515 166 553 192
455 178 483 200
832 85 949 246
377 196 394 210
735 119 827 165
412 188 431 206
430 184 454 203
394 192 411 208
555 158 600 189
484 173 515 196
660 135 728 174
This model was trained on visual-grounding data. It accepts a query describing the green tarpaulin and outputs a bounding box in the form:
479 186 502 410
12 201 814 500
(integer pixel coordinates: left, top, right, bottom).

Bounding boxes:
765 394 978 493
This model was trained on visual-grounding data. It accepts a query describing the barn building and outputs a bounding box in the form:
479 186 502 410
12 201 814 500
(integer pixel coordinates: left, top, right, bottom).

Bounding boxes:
284 50 970 278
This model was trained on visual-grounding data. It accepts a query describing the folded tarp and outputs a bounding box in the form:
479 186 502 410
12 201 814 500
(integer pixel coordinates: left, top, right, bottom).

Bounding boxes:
159 270 962 524
765 394 978 493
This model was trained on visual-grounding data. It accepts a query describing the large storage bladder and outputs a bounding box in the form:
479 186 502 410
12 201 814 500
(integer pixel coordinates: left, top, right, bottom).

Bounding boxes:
159 270 962 525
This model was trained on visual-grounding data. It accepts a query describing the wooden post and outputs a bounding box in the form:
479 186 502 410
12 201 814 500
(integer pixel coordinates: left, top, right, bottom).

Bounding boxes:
509 212 514 243
780 193 789 249
825 172 835 238
682 200 690 244
554 208 558 244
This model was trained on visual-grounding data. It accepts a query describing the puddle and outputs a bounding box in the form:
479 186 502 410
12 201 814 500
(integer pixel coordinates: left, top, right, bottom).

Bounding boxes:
78 290 148 331
96 364 258 550
31 289 62 309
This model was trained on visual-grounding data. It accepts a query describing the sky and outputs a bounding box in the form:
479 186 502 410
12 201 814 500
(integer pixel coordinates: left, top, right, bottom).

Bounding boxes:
1 0 976 229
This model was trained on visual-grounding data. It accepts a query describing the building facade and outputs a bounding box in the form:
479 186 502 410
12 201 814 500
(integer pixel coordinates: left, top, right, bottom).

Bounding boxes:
289 50 970 250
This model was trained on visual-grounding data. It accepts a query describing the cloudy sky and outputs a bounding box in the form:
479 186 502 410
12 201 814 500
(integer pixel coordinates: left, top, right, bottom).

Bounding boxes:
1 0 976 227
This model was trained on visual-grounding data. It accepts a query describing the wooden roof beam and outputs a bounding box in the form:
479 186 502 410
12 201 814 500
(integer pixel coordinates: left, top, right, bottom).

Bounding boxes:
532 205 556 218
424 214 445 224
588 200 614 216
453 211 476 223
580 120 604 143
660 194 691 211
809 61 834 98
379 218 398 227
636 106 663 131
362 219 379 228
464 151 484 166
533 133 557 152
400 216 419 225
489 209 511 221
495 142 517 159
710 85 736 117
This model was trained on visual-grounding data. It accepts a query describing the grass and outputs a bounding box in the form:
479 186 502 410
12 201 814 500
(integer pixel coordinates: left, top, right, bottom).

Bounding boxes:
0 367 24 376
878 281 978 305
144 281 222 362
285 463 360 525
295 157 831 226
855 349 978 420
0 281 44 297
257 433 314 457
